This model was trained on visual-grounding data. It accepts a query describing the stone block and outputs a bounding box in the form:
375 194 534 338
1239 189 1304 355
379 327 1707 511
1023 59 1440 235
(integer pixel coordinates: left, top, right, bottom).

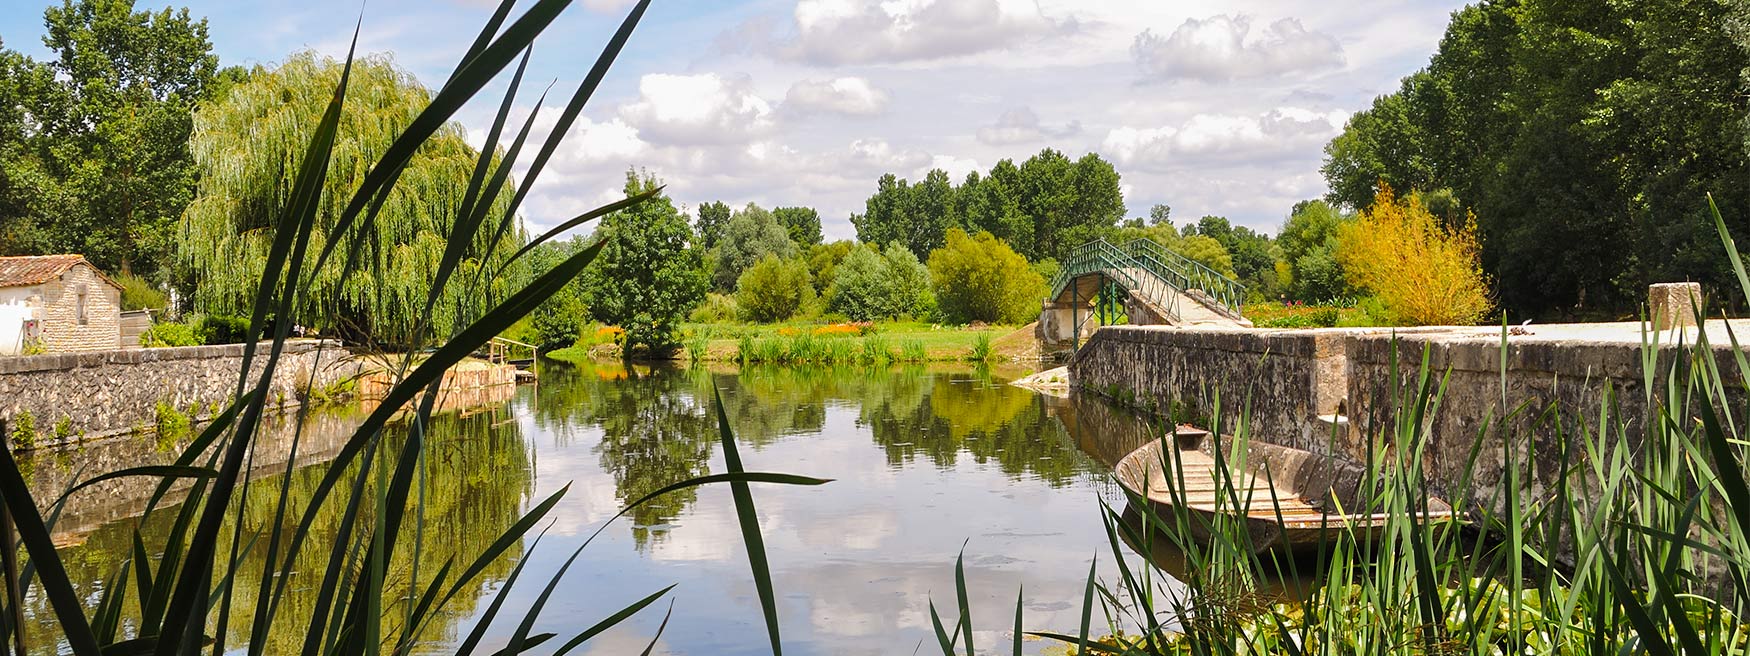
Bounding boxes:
1649 282 1703 330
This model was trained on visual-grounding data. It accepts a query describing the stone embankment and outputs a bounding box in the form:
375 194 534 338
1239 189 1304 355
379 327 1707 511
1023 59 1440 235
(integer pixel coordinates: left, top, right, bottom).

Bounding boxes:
0 340 363 448
1068 319 1750 515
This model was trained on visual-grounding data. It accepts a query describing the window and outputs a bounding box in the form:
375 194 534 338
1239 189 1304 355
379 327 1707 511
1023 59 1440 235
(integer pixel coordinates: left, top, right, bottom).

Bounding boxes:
76 284 87 325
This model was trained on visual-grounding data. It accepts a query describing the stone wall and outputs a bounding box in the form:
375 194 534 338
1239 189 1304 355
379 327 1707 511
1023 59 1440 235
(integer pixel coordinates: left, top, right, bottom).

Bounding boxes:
39 263 121 353
1066 322 1750 521
0 339 361 448
1343 328 1749 512
1068 325 1350 454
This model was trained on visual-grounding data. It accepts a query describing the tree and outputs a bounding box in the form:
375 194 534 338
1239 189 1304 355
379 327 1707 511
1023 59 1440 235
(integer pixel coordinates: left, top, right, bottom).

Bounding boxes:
735 254 813 322
584 170 707 357
827 243 932 321
1336 185 1491 325
523 237 590 349
928 228 1045 325
1276 200 1353 302
713 203 796 292
1181 215 1276 294
1149 203 1172 227
0 1 220 282
806 240 855 294
773 206 822 246
179 52 521 343
1321 0 1750 316
694 200 731 249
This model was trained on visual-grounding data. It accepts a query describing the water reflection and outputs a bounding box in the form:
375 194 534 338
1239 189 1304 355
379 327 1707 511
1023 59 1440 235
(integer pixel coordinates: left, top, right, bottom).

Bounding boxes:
19 402 534 654
28 360 1201 654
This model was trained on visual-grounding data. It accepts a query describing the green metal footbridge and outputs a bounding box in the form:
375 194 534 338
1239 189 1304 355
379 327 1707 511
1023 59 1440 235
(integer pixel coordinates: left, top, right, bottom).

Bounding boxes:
1041 238 1249 350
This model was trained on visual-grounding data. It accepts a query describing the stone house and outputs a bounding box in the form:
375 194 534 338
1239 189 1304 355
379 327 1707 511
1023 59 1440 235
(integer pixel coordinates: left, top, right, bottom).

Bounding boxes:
0 255 123 354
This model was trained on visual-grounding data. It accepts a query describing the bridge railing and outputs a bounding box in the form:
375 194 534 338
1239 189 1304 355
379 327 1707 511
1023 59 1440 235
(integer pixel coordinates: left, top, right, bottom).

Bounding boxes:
1121 239 1245 316
1050 239 1181 322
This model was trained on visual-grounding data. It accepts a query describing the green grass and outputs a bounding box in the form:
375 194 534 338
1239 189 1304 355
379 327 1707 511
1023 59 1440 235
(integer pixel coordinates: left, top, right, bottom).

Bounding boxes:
687 321 1016 363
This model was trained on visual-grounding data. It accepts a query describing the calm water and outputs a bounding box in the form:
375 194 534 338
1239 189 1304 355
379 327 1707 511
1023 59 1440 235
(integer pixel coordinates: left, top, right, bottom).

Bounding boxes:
24 360 1187 655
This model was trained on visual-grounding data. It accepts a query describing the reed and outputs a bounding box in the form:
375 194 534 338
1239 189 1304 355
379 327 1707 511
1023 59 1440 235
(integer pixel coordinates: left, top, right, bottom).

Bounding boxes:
982 196 1750 656
0 4 826 654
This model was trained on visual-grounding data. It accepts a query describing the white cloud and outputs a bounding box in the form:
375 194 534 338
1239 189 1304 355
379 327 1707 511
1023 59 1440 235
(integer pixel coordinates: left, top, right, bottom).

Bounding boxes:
921 154 981 181
1102 107 1348 171
729 0 1077 66
784 76 891 116
618 73 774 145
975 106 1081 146
1132 15 1345 81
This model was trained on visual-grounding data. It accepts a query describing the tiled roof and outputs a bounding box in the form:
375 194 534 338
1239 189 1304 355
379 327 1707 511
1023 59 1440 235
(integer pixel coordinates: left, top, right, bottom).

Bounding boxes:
0 255 121 289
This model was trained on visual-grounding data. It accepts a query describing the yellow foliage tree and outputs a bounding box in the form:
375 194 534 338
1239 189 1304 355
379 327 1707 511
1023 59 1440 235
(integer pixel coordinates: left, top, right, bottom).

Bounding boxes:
1336 185 1492 325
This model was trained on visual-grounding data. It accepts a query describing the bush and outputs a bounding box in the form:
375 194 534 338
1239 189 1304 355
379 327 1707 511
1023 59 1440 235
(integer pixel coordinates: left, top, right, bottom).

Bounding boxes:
141 322 202 348
735 255 814 323
526 291 587 350
1336 185 1492 325
117 273 169 311
827 244 932 321
689 293 740 323
198 314 252 344
927 228 1045 325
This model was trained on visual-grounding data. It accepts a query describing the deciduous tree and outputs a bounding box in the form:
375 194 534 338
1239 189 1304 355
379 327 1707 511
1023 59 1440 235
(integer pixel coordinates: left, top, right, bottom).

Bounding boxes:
585 170 707 356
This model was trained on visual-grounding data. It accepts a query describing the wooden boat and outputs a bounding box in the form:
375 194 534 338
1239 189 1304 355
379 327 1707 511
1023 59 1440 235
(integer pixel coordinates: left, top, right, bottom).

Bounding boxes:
1112 427 1459 554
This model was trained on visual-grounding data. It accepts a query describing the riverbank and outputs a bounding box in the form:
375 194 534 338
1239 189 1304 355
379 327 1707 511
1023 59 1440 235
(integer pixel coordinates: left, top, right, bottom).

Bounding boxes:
545 321 1046 364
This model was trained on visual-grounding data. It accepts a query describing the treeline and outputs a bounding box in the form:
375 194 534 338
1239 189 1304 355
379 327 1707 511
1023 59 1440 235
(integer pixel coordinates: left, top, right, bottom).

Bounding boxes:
1 1 527 346
0 2 232 284
1322 0 1750 317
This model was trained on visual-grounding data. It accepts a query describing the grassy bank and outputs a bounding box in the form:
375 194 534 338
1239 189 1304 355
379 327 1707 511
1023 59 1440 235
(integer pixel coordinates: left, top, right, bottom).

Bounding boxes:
548 321 1038 364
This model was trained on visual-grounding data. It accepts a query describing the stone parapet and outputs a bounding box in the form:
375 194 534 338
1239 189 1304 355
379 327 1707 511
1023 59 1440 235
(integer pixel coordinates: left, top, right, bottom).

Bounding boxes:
0 339 359 448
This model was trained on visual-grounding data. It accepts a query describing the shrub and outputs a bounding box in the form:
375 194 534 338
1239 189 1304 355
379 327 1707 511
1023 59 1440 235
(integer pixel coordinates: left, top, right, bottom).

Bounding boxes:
117 273 169 311
927 228 1045 325
1336 184 1492 325
9 410 36 450
198 314 252 344
526 287 587 350
827 244 933 321
155 400 191 441
689 293 740 323
735 255 814 323
141 322 202 348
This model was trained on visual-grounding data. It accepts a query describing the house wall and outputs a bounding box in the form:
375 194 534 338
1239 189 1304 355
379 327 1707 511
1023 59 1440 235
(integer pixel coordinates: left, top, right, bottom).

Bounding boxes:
0 287 41 356
37 264 120 352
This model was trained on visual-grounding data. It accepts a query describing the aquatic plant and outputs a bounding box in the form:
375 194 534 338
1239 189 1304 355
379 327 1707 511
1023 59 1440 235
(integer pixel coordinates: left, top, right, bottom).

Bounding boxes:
900 339 929 363
0 4 824 654
9 410 36 450
996 196 1750 655
969 332 992 362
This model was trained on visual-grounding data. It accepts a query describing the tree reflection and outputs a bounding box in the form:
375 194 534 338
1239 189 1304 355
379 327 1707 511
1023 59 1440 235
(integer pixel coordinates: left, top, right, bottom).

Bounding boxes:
536 361 716 548
22 402 534 654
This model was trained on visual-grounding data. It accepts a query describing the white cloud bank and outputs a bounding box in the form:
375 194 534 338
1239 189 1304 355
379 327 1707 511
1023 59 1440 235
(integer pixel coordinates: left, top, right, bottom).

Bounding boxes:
1132 15 1346 81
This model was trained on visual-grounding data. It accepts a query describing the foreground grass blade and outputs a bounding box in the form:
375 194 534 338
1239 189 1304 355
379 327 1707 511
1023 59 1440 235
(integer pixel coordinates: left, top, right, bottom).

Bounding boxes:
551 585 677 656
714 387 788 655
1011 586 1024 656
0 423 99 655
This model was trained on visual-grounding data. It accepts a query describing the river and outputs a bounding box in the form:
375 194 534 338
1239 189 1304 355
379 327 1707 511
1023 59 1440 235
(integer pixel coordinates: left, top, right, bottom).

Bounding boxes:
21 359 1191 655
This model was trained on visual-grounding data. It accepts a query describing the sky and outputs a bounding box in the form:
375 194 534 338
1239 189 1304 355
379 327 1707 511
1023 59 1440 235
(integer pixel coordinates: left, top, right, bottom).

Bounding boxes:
1 0 1471 240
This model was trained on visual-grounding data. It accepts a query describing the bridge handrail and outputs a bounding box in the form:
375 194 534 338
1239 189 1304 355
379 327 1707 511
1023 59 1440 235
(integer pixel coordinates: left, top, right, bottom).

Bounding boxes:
1049 239 1181 322
1121 239 1246 316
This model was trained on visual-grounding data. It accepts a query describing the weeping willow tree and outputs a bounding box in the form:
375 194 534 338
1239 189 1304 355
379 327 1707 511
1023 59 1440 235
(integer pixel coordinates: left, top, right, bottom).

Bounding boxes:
178 51 525 344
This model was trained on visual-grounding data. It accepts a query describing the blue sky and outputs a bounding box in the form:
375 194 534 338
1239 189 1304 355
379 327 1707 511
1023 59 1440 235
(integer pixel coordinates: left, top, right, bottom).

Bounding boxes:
3 0 1471 239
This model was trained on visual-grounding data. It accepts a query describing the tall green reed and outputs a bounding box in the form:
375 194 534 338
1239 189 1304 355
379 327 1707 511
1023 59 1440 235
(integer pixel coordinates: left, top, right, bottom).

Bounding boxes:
1001 197 1750 655
0 3 828 654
